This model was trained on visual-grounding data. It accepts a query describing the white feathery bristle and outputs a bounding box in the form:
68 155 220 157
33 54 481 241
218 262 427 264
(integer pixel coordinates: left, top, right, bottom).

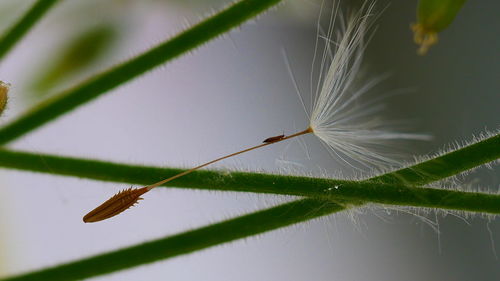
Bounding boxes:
308 2 430 169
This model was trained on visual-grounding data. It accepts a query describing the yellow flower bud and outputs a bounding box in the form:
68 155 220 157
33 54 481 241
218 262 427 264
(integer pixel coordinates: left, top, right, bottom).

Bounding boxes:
0 81 9 117
412 0 466 55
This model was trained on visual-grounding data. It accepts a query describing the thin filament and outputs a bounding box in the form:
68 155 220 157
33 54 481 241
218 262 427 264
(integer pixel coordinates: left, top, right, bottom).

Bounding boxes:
146 127 313 190
83 127 312 222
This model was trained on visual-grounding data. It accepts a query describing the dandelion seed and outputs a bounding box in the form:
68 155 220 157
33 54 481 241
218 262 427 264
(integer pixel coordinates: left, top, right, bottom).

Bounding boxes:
83 1 428 223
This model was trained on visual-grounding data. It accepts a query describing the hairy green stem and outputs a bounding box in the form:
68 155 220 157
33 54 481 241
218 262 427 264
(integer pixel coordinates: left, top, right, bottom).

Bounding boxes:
0 0 282 145
0 133 498 213
1 199 345 281
0 0 60 61
372 134 499 185
3 133 497 280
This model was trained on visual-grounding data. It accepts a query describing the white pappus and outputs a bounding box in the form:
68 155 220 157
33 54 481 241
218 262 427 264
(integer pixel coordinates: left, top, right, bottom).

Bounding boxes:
284 1 431 171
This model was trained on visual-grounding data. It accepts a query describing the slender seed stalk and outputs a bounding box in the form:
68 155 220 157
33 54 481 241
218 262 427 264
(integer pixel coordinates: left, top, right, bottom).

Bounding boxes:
146 128 312 190
83 128 313 222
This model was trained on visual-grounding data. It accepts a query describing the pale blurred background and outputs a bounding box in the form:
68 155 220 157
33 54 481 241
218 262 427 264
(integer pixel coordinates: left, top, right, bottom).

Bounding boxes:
0 0 499 280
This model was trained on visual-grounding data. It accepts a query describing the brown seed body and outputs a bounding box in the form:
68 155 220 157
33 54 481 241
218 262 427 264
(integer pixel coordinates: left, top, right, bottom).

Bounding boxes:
83 187 148 223
263 134 285 144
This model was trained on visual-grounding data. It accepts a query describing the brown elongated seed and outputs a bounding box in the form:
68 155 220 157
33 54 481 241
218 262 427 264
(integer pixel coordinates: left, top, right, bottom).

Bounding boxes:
83 187 149 223
263 134 285 144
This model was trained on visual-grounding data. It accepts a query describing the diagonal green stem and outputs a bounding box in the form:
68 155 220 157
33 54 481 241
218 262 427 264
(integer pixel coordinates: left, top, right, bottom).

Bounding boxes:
1 199 346 281
0 0 60 61
372 133 499 185
0 133 498 213
2 133 497 281
0 0 282 145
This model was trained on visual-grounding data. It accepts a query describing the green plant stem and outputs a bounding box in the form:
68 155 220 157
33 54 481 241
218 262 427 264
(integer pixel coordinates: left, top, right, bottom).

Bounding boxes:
0 0 282 145
3 133 497 281
0 133 499 214
372 134 499 185
1 199 346 281
0 0 60 61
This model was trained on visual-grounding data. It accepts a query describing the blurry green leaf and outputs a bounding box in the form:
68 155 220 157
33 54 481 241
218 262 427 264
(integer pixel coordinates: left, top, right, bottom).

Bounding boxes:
0 0 60 61
31 24 118 94
0 1 29 30
412 0 467 55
